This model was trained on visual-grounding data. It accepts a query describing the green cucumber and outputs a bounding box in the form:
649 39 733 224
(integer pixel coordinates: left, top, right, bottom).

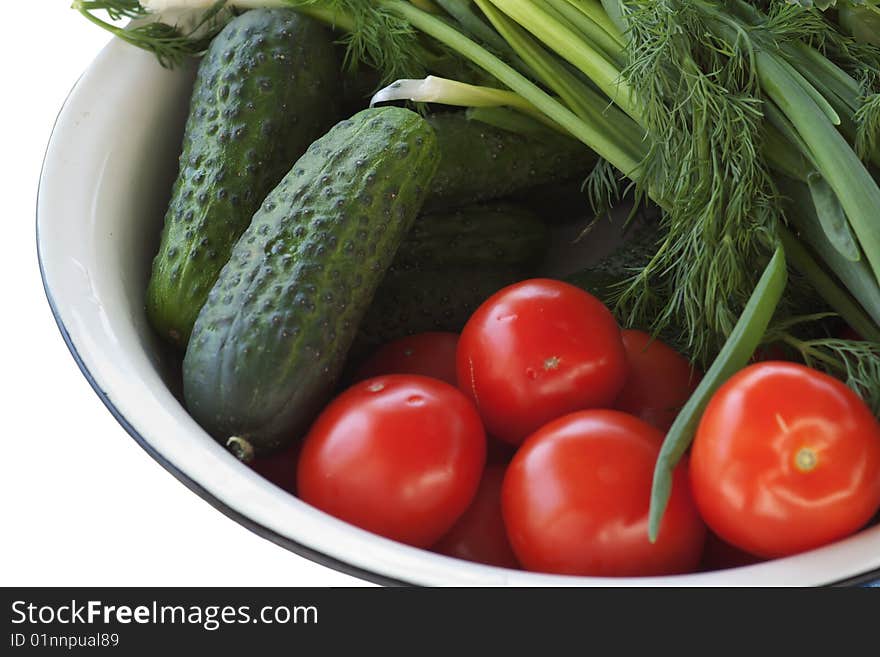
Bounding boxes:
394 202 549 270
183 107 439 453
354 266 522 352
425 112 597 211
565 221 661 305
147 9 341 348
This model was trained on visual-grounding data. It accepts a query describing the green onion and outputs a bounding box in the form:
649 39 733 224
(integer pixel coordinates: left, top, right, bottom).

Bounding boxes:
648 247 788 542
381 0 644 177
778 226 880 344
805 173 861 263
483 0 641 122
756 51 880 287
369 75 565 133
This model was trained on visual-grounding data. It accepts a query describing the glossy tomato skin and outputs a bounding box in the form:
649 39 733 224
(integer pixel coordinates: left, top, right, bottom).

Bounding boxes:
614 330 700 431
691 362 880 558
355 332 459 386
457 279 628 445
297 375 486 548
433 464 520 569
502 410 706 576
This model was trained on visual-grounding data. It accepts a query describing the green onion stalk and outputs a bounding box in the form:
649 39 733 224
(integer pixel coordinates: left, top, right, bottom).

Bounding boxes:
74 0 880 537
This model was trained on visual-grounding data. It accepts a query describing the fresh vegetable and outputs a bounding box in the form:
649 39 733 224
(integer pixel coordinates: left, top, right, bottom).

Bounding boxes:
76 0 440 77
433 464 520 569
353 203 546 355
564 220 660 307
77 0 880 373
354 332 459 386
423 112 596 211
183 107 438 454
649 248 787 541
839 1 880 47
690 361 880 558
502 410 706 576
371 75 565 131
614 330 701 432
297 375 486 548
457 279 628 445
74 0 233 67
74 0 880 576
395 202 549 270
146 9 341 347
420 0 880 363
354 266 521 351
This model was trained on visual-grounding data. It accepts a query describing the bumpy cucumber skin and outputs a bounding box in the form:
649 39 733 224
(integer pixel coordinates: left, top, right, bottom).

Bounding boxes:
355 266 522 352
147 10 341 348
183 107 439 452
565 222 660 305
425 113 596 211
394 203 548 270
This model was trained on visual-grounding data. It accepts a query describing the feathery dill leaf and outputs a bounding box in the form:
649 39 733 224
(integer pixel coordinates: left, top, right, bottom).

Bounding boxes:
764 311 880 413
75 1 441 79
76 0 148 20
855 90 880 157
823 34 880 159
614 0 780 366
582 158 624 218
793 2 880 89
794 336 880 414
285 0 434 81
74 0 230 67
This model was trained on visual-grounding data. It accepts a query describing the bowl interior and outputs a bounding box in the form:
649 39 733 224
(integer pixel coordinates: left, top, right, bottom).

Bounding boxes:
37 38 880 586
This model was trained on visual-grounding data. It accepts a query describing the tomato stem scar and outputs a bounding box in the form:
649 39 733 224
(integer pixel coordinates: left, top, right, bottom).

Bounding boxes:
795 447 817 472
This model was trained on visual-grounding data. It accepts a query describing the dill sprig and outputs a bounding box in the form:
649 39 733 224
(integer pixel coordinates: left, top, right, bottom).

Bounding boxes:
763 311 880 413
792 335 880 414
614 0 780 365
74 1 231 68
75 0 148 20
74 1 442 80
855 90 880 157
791 4 880 155
286 0 436 81
582 157 626 218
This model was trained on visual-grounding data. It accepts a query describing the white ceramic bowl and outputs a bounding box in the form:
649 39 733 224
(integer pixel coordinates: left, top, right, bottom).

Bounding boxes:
37 38 880 586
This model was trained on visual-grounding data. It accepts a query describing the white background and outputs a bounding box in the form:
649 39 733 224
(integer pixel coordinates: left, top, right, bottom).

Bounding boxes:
0 4 365 586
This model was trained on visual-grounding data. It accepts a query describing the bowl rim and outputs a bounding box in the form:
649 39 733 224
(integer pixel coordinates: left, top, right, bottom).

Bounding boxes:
36 38 880 588
34 63 403 588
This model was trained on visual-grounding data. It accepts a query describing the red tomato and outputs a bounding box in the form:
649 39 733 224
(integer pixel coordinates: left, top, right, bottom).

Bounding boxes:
502 410 706 576
297 375 486 548
457 279 628 445
249 443 300 495
355 332 459 386
433 464 520 569
614 330 700 431
691 362 880 558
